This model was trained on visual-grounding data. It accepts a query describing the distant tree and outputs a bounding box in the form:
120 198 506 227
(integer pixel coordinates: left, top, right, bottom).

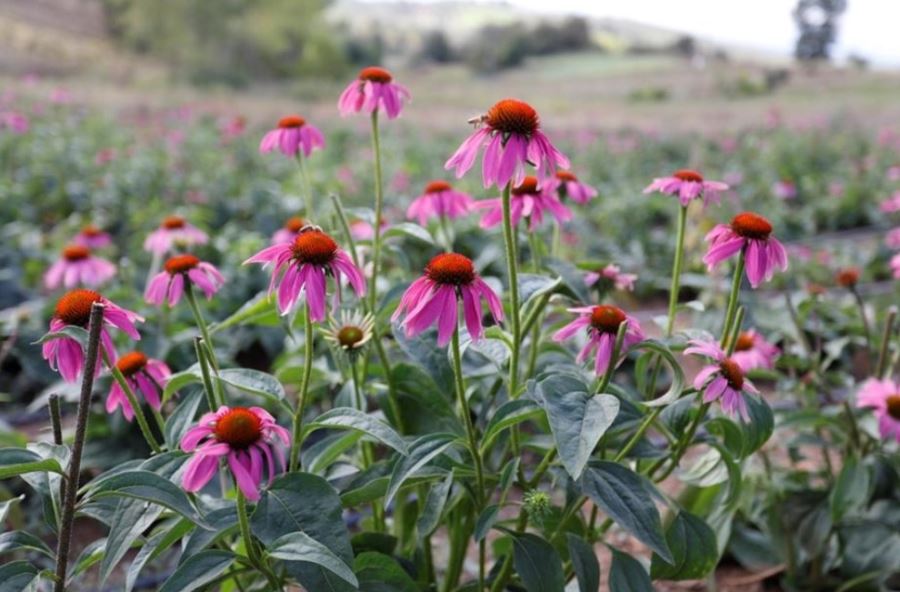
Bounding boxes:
420 30 455 64
672 35 696 59
463 17 593 73
793 0 847 61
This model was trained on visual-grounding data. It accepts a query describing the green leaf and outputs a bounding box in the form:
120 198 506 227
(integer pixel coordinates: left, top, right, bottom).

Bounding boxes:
416 470 453 537
830 457 870 522
181 507 238 559
650 511 718 580
100 499 164 584
580 462 672 563
518 274 563 305
608 549 653 591
159 550 235 592
509 532 566 592
474 504 500 542
481 399 543 451
353 551 419 592
68 538 107 581
0 495 23 524
88 470 206 526
33 325 89 347
392 325 454 390
391 363 460 436
164 389 204 450
0 531 54 558
126 519 195 592
385 433 456 506
383 222 435 244
162 365 201 402
306 407 408 455
304 431 364 474
269 532 358 587
210 291 278 333
567 534 600 592
0 561 40 592
0 448 64 479
251 473 355 592
218 368 286 403
634 341 686 407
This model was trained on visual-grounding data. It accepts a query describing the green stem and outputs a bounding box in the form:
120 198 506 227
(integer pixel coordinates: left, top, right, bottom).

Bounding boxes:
289 304 314 472
666 205 688 336
652 402 710 482
194 337 220 411
850 286 873 357
330 193 361 270
352 357 386 532
501 182 522 397
237 491 281 590
103 350 162 453
721 251 745 348
297 152 315 221
439 214 453 251
367 111 384 312
876 306 897 378
184 283 226 404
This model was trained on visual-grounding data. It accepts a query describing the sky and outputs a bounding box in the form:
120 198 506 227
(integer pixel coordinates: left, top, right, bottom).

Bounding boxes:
372 0 900 65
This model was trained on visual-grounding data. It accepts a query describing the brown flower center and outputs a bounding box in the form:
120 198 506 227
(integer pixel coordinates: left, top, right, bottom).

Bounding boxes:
836 267 860 288
485 99 539 136
81 224 103 237
278 115 306 128
359 66 393 83
162 216 186 230
284 216 306 233
337 326 365 348
674 169 704 182
292 230 338 265
425 253 476 285
164 254 200 274
512 176 540 196
887 395 900 421
590 305 626 334
62 245 91 261
214 407 262 449
734 332 755 352
55 289 103 326
425 180 452 194
556 170 578 182
731 212 773 240
116 351 148 377
719 358 744 390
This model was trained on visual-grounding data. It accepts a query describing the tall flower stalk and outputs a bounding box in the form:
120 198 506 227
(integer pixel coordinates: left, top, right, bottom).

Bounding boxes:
501 182 523 396
368 111 385 312
289 303 314 472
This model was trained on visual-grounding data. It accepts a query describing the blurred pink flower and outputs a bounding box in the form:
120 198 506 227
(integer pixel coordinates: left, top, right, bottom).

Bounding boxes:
829 181 844 197
891 253 900 279
886 227 900 249
44 245 116 290
145 254 224 307
272 216 307 244
106 351 170 421
704 212 788 288
220 115 246 143
545 170 597 204
886 166 900 182
880 191 900 213
338 66 410 120
772 179 797 200
0 111 29 134
731 330 780 371
94 148 117 166
406 180 474 225
552 305 644 376
390 170 411 193
144 216 208 255
685 339 759 421
477 176 571 231
856 378 900 442
74 225 112 249
49 88 73 104
259 115 325 158
643 169 728 207
585 264 637 292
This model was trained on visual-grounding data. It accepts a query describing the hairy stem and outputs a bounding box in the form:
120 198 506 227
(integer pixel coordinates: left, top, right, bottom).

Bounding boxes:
289 304 314 472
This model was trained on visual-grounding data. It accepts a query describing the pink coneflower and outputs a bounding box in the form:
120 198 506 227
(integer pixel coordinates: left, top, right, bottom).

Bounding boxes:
545 170 597 204
106 351 170 421
585 264 637 292
642 169 728 207
220 115 246 143
44 245 116 290
74 224 112 249
552 305 644 376
144 216 208 256
730 330 780 371
406 180 475 226
880 191 900 213
703 212 788 288
891 253 900 279
886 228 900 249
857 378 900 442
145 254 224 307
772 179 797 200
392 253 503 346
685 339 759 421
338 66 410 120
0 111 29 134
272 216 307 244
181 406 290 501
477 176 572 231
445 98 569 189
259 115 325 158
244 228 365 321
350 219 388 242
42 289 143 383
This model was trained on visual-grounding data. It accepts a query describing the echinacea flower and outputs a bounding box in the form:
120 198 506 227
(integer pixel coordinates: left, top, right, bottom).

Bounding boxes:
546 170 597 204
42 289 143 383
835 267 861 289
552 305 644 376
891 253 900 279
323 310 375 355
145 254 225 306
144 216 208 256
477 176 572 231
703 212 788 288
856 377 900 442
445 98 569 189
106 351 170 421
75 224 112 249
181 406 290 501
392 252 503 346
338 66 410 120
685 339 759 420
773 179 797 200
730 330 780 371
406 180 475 226
44 245 116 290
886 228 900 249
585 264 637 292
244 227 365 321
643 169 728 207
272 216 307 244
881 191 900 213
259 115 325 158
0 111 28 134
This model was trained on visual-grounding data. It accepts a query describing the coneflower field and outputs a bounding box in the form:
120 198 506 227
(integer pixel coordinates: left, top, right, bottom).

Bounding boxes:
2 65 900 592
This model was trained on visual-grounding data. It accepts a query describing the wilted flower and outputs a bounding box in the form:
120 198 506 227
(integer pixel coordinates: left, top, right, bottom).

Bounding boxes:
643 169 728 207
731 330 780 371
585 264 637 292
685 339 759 421
445 98 569 189
552 305 644 376
145 254 225 307
323 310 375 354
144 216 208 256
42 289 143 383
244 227 365 321
477 176 572 231
75 224 112 249
856 378 900 442
545 170 597 204
181 406 290 501
259 115 325 158
703 212 788 288
106 351 171 421
44 245 116 290
338 66 410 119
392 252 503 346
406 180 475 226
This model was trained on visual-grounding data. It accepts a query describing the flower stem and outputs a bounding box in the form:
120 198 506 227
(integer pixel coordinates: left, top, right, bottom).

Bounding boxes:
236 491 282 590
367 111 385 313
289 303 314 472
296 152 315 221
103 349 162 454
330 193 361 270
184 282 226 404
721 251 746 348
194 336 220 411
876 306 897 378
666 205 688 336
850 286 873 356
54 303 104 592
500 182 522 397
352 357 386 532
49 393 63 446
